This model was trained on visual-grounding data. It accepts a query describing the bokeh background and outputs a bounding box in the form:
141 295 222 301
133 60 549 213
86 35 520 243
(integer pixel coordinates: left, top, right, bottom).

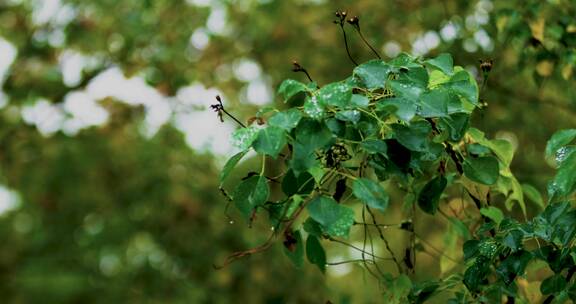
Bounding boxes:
0 0 574 303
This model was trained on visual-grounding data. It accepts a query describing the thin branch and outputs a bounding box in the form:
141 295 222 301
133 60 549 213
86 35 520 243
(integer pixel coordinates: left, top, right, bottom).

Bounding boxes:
327 237 392 261
366 205 404 273
335 11 358 66
348 16 381 59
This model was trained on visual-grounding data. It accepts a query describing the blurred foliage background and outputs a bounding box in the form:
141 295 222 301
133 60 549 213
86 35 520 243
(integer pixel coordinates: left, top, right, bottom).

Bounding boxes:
0 0 574 303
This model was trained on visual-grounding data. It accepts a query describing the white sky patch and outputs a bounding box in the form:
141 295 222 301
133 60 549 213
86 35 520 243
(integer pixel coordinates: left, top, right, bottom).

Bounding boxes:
233 58 262 82
383 41 401 58
21 99 65 136
411 31 440 56
32 0 61 24
185 0 211 7
176 82 222 106
86 67 173 136
174 83 236 157
474 29 493 51
245 79 272 106
0 38 17 84
440 22 459 42
206 4 228 35
62 91 108 135
190 28 210 50
0 185 20 217
59 50 87 87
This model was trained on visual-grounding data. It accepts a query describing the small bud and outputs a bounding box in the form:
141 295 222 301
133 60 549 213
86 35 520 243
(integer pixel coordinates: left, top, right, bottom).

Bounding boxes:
479 59 493 73
341 11 347 17
215 95 221 102
335 11 341 17
347 16 359 26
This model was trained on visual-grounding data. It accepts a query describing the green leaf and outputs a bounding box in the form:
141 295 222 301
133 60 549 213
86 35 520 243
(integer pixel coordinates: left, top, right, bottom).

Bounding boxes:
335 110 361 124
463 156 499 185
303 95 326 119
278 79 309 102
468 128 515 167
545 129 576 159
541 274 567 295
303 217 323 237
391 120 431 152
353 178 390 211
425 53 454 76
306 235 326 273
463 258 490 292
268 109 302 131
350 94 369 108
282 170 314 196
548 151 576 199
291 118 333 175
418 89 449 118
389 68 427 103
361 139 388 155
317 82 352 108
383 274 413 303
439 113 470 142
378 97 417 122
522 183 545 210
232 175 269 219
496 250 532 285
480 206 504 225
252 126 287 159
353 59 392 90
231 127 259 151
219 151 246 185
417 176 447 215
283 230 304 268
307 196 355 238
441 70 479 106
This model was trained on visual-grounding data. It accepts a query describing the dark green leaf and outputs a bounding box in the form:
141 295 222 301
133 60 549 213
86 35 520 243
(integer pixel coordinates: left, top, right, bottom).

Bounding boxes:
541 274 567 295
463 156 499 185
303 217 323 237
463 240 480 261
439 113 470 142
350 94 369 108
353 60 392 90
441 70 478 106
232 175 269 219
283 230 304 268
282 170 314 196
268 109 302 131
335 110 361 124
417 176 447 215
306 235 326 273
219 151 246 185
307 196 355 238
361 139 388 155
378 97 417 122
252 126 287 159
352 178 389 211
391 120 431 152
418 89 449 118
545 129 576 159
496 250 532 285
548 151 576 199
278 79 309 102
463 257 490 292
